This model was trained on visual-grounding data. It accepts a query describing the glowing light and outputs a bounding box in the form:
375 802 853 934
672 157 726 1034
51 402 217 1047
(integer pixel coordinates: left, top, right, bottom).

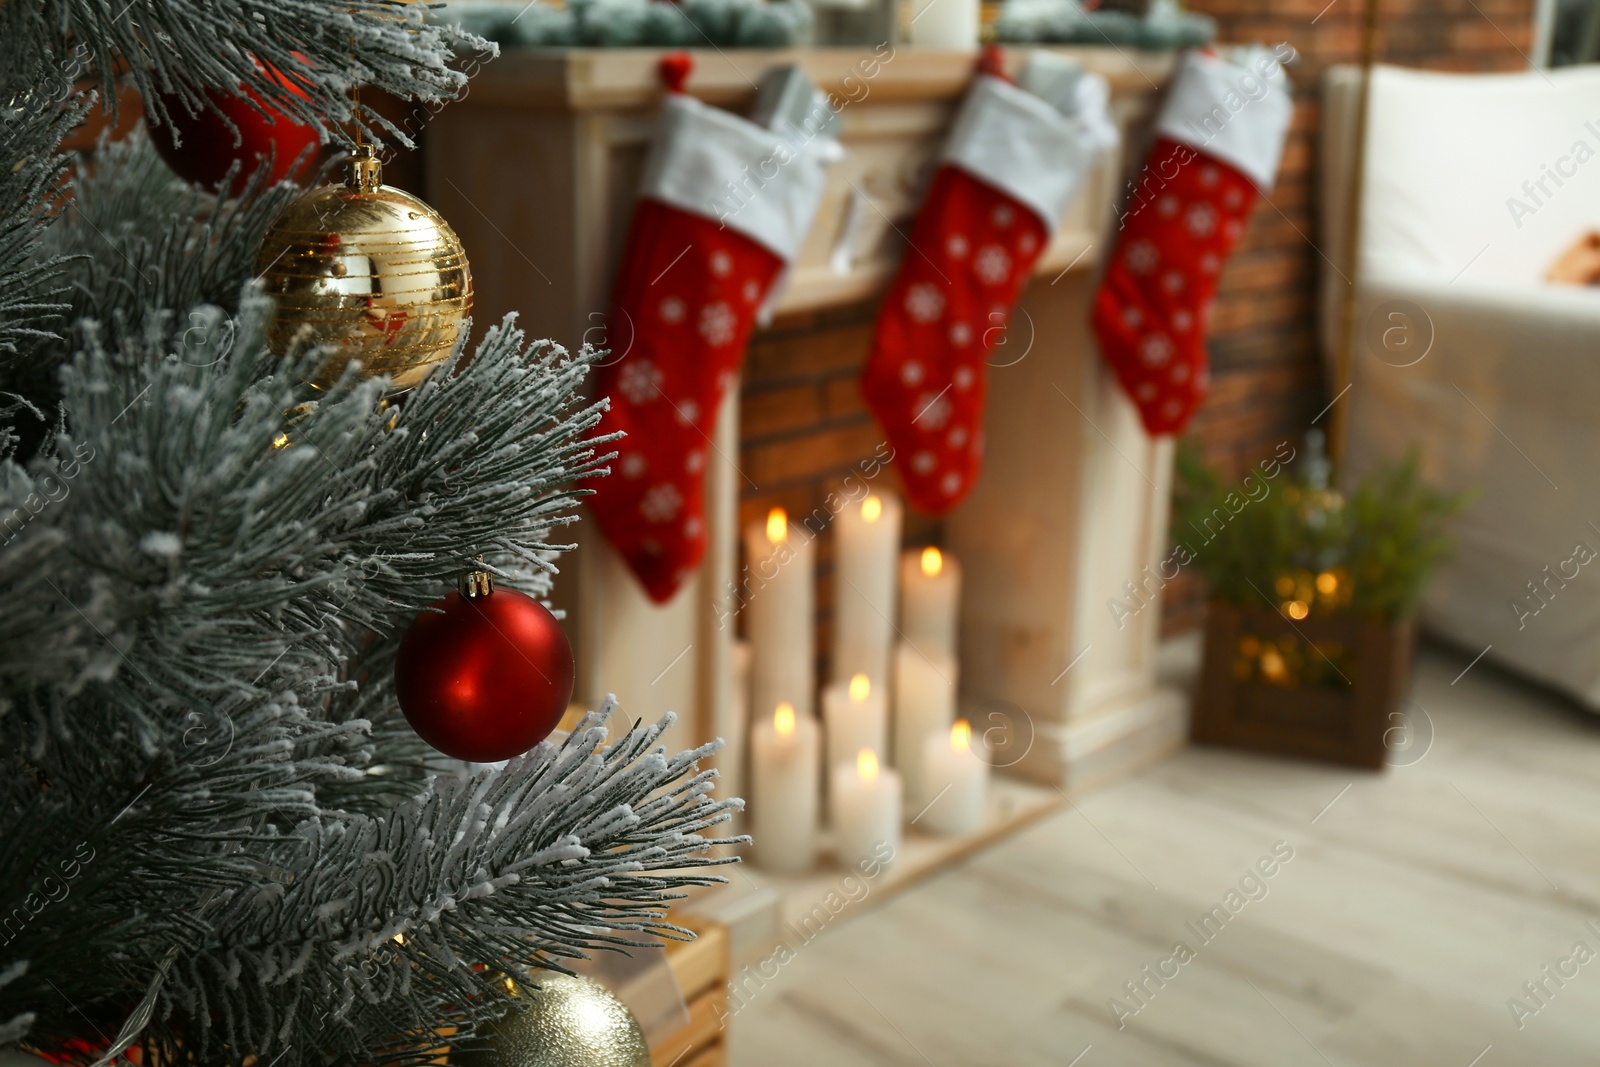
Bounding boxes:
1274 575 1295 597
392 932 406 945
951 719 972 752
766 507 787 544
849 673 871 701
774 702 796 737
1260 647 1288 681
857 748 879 782
921 546 944 577
862 495 883 523
272 432 290 449
1286 600 1309 620
1316 571 1338 595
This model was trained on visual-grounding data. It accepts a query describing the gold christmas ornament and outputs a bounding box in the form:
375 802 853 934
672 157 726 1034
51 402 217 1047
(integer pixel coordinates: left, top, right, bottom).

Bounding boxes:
455 973 650 1067
254 145 472 392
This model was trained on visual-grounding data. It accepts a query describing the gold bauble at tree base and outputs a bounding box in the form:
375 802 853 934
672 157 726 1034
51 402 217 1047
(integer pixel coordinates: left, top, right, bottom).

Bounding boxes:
254 145 472 392
452 973 650 1067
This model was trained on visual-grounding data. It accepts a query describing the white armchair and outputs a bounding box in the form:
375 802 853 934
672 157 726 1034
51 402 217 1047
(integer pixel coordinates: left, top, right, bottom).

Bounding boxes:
1320 63 1600 707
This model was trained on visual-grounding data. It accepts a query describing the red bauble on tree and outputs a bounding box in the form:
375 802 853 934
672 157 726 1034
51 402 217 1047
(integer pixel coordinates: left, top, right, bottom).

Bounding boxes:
151 59 322 197
395 573 575 762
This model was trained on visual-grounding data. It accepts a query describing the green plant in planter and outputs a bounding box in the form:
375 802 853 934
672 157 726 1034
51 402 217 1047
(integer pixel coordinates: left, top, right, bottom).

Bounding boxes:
1173 431 1467 623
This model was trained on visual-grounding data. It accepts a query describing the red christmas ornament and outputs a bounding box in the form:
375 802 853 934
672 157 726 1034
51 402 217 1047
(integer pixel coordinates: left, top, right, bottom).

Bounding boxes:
395 573 575 762
151 58 322 197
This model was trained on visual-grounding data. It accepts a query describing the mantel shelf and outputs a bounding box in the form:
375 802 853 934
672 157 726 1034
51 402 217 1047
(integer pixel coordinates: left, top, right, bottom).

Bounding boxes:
459 45 1179 112
426 39 1187 831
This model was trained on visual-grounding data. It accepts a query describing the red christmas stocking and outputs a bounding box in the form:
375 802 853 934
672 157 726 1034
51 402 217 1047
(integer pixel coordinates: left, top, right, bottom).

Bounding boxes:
588 60 834 603
1092 46 1293 436
862 58 1117 514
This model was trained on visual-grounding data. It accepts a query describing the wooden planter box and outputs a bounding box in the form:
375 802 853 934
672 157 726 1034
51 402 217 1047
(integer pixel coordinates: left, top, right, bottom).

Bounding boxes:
1194 602 1416 770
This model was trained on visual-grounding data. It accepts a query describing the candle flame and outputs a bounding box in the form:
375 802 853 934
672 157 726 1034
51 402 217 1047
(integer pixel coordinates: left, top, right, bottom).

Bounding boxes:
861 495 883 523
848 673 871 701
857 748 879 782
920 546 943 577
774 702 796 736
766 507 787 544
951 719 972 751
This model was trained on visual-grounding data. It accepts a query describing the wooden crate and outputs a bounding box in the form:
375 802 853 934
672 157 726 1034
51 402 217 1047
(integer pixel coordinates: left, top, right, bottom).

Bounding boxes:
652 917 730 1067
1193 602 1415 769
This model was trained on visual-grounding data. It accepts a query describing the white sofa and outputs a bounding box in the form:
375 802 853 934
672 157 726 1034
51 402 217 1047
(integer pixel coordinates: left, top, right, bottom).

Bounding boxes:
1320 63 1600 707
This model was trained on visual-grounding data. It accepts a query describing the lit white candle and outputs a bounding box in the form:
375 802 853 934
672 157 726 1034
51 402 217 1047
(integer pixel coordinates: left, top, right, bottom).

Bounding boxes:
892 642 958 808
823 672 888 774
750 702 820 874
831 748 901 872
832 492 902 688
745 507 815 722
907 0 978 48
917 719 988 836
899 546 962 663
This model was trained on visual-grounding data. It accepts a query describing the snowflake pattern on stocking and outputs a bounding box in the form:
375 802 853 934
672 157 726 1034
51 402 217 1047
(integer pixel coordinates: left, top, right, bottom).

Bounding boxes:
914 390 953 429
905 283 945 323
1126 240 1160 275
639 482 683 523
698 302 736 346
975 245 1012 286
618 359 663 404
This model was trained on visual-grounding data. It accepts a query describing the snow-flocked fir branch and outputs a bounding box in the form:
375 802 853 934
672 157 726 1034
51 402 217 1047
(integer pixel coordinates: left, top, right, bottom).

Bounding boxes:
0 1 488 150
0 75 92 447
5 128 313 439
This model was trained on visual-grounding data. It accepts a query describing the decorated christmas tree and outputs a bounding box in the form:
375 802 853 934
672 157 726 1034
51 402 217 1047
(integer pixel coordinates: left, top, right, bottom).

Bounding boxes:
0 5 741 1067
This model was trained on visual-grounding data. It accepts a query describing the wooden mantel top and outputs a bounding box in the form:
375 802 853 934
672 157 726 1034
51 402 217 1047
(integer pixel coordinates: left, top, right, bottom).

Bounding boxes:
459 45 1178 111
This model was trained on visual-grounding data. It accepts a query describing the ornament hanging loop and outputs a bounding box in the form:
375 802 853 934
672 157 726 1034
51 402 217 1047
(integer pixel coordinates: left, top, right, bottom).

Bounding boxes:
460 570 495 598
346 143 383 191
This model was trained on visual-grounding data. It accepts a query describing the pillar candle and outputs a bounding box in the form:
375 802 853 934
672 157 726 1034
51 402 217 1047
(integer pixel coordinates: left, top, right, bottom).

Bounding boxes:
899 546 962 663
822 673 888 774
831 748 901 871
750 703 820 874
832 492 902 688
917 719 988 836
745 507 815 721
892 642 958 808
907 0 978 48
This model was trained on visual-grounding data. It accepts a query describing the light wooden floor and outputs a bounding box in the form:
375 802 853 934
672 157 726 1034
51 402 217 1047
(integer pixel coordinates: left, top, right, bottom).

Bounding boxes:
725 642 1600 1066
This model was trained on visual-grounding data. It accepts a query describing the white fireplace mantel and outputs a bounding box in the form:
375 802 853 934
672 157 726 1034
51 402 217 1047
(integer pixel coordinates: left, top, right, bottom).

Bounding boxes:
427 44 1186 797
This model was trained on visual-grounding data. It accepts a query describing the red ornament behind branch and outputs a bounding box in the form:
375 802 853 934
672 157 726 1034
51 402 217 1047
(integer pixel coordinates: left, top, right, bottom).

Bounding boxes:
151 58 322 197
395 572 574 762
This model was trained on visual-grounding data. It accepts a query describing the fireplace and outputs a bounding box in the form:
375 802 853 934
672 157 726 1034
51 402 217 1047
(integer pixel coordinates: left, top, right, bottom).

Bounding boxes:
427 44 1185 814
